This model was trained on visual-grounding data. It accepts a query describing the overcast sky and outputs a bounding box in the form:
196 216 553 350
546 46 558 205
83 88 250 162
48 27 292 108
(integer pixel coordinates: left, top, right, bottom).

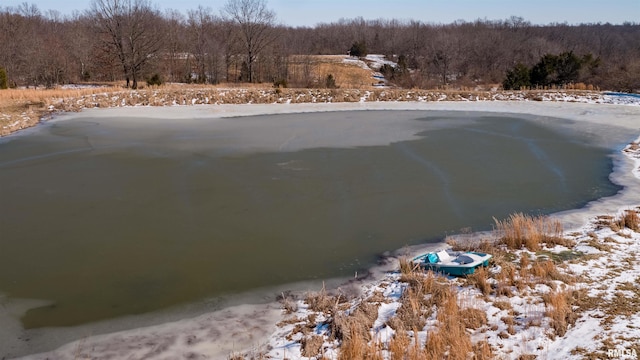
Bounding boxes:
1 0 638 26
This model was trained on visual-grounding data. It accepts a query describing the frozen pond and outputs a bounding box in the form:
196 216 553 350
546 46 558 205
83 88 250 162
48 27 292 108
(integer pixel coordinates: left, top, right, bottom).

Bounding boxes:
1 102 638 358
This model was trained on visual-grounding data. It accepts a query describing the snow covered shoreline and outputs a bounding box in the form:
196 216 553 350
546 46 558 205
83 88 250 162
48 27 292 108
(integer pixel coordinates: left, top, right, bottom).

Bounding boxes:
5 99 640 359
1 88 638 137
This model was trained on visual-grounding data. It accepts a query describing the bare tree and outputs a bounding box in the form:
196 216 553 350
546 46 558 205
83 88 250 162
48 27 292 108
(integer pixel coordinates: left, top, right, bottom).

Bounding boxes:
89 0 162 89
163 9 187 83
222 0 277 83
187 6 214 83
1 2 639 91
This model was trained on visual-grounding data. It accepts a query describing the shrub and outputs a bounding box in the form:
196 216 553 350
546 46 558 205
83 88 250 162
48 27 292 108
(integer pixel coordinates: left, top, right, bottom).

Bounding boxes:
273 78 288 88
349 41 368 58
380 63 397 79
81 70 91 82
0 67 7 89
503 52 597 90
503 63 530 90
326 73 338 88
146 73 163 86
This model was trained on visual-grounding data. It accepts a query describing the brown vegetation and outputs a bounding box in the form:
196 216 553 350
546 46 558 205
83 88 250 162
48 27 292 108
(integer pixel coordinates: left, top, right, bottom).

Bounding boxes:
467 266 491 296
300 335 324 358
611 209 640 232
494 213 571 251
543 290 579 337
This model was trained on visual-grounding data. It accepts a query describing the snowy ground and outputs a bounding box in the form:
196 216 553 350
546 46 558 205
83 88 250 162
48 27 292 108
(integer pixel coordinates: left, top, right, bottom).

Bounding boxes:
342 54 398 87
5 99 640 360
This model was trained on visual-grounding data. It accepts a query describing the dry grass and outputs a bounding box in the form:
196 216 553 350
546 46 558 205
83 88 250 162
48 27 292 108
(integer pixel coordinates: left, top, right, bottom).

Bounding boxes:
611 209 640 232
399 256 416 276
543 290 580 337
446 237 496 253
467 266 491 296
0 85 122 135
494 213 567 251
393 270 451 331
333 300 384 360
472 340 494 359
306 285 348 314
331 301 379 342
493 300 513 311
1 81 605 137
277 291 298 314
338 332 383 360
459 307 488 329
300 335 325 358
394 287 428 331
424 294 474 360
395 266 479 359
0 85 122 102
530 259 574 284
283 55 374 89
316 62 373 89
388 328 412 360
586 238 614 252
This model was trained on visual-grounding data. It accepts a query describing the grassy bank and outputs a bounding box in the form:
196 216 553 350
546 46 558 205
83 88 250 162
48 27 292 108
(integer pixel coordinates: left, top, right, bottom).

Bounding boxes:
0 85 607 137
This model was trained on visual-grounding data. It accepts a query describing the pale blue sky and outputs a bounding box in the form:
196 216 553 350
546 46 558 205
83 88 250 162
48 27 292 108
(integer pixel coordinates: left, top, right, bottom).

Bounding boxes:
1 0 638 26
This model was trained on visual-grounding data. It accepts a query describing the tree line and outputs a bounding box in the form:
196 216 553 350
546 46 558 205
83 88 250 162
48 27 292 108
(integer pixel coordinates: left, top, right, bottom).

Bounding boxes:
1 0 639 91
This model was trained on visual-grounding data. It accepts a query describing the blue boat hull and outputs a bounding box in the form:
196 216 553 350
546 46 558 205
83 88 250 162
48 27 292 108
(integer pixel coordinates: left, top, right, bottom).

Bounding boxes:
413 251 492 276
420 262 487 276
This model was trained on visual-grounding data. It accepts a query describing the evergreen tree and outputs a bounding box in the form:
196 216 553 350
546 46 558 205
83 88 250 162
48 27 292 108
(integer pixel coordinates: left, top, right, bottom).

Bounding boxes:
528 51 591 88
502 63 531 90
349 41 367 58
554 51 583 85
530 54 558 88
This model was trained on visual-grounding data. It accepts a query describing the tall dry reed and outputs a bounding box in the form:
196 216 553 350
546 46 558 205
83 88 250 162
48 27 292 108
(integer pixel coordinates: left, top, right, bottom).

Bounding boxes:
494 213 564 251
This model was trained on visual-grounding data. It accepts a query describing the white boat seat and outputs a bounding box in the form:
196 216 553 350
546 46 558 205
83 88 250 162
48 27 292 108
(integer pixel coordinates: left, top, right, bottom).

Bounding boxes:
436 250 451 262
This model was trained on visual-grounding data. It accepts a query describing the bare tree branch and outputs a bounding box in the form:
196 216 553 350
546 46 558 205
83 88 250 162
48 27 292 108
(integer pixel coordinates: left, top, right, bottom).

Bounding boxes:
89 0 162 89
222 0 277 83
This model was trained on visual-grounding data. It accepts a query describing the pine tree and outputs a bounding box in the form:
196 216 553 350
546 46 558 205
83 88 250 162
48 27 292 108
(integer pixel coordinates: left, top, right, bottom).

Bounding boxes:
502 63 531 90
530 54 558 88
349 41 368 58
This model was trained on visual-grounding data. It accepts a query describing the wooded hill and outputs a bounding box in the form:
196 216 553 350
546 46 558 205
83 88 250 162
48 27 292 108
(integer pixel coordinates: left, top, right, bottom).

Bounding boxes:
1 0 638 92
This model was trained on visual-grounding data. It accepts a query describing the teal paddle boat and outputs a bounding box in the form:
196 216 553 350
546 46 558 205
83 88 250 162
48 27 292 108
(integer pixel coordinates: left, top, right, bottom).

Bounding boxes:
413 249 492 276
